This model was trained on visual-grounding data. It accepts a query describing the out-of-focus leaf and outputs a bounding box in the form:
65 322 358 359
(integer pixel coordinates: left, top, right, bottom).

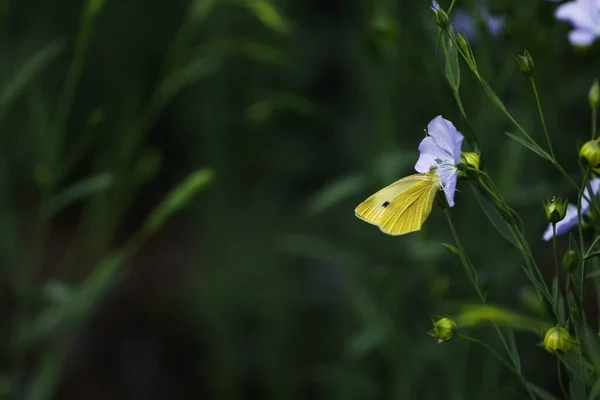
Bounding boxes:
86 0 106 17
442 34 459 90
191 0 218 19
22 346 64 400
455 304 552 333
526 382 561 400
0 40 64 119
239 0 290 34
44 173 114 216
41 281 74 305
156 58 220 106
480 78 506 112
143 168 214 234
505 329 521 372
238 41 286 65
505 132 552 162
471 186 518 247
307 174 365 216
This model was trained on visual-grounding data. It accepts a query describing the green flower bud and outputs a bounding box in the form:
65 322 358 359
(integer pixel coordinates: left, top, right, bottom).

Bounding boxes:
456 34 470 57
580 140 600 168
562 249 579 273
543 197 568 224
461 152 480 170
458 152 481 180
429 317 457 344
516 50 534 76
431 3 449 31
542 326 575 353
590 79 600 110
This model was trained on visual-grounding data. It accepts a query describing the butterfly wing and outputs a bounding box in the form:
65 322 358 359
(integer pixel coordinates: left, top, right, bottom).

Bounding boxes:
378 174 440 235
354 174 431 227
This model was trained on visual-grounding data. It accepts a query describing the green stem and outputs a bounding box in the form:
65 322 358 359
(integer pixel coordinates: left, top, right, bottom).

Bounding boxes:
445 210 520 376
553 223 560 319
55 3 97 144
477 174 553 306
592 107 597 140
447 0 457 14
579 170 590 299
529 76 555 159
557 357 570 400
459 334 535 400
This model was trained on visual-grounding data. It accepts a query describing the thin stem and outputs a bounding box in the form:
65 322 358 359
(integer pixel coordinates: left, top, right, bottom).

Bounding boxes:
557 357 570 400
445 210 521 376
449 31 579 191
579 170 590 299
477 173 553 306
593 107 597 140
529 76 555 159
553 223 560 318
459 334 535 400
447 0 457 14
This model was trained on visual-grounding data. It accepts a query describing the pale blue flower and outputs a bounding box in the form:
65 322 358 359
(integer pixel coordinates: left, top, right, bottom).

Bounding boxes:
555 0 600 46
430 1 504 40
543 178 600 241
415 116 464 207
451 7 505 41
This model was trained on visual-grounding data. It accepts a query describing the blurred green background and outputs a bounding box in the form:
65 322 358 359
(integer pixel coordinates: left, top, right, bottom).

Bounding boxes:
1 0 599 398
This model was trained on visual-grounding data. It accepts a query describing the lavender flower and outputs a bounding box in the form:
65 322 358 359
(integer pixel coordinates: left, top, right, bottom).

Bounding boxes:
555 0 600 46
543 178 600 241
415 116 464 207
451 7 505 40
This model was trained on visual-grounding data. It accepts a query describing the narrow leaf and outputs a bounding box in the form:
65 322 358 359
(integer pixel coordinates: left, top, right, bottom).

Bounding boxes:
307 174 364 215
143 168 214 234
505 132 552 161
44 173 114 216
471 186 519 247
0 39 64 118
479 78 506 111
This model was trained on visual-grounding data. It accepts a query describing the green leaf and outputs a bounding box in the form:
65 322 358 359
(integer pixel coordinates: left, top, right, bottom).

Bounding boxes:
0 39 64 119
505 132 552 161
240 0 291 34
44 173 114 217
583 250 600 261
526 382 561 400
471 186 519 247
520 264 553 306
143 168 214 234
505 329 521 373
307 174 364 215
479 78 506 111
441 243 460 257
191 0 218 20
588 378 600 400
442 34 459 90
156 58 220 107
22 346 64 400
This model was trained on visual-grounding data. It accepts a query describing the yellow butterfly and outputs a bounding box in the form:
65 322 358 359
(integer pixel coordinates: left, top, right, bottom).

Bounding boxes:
354 170 441 235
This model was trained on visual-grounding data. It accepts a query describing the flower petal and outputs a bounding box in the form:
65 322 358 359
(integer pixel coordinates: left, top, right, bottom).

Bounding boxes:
568 29 598 46
581 177 600 212
438 164 459 207
426 116 464 164
451 10 477 42
543 204 580 241
486 15 505 37
555 0 597 32
415 136 448 173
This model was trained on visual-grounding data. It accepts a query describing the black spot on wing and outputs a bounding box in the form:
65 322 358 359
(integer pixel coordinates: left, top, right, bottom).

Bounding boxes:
382 201 390 208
